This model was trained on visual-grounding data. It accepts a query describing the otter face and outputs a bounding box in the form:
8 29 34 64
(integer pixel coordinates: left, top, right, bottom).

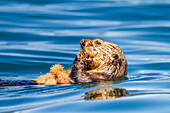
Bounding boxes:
70 39 127 84
80 39 104 71
80 39 125 74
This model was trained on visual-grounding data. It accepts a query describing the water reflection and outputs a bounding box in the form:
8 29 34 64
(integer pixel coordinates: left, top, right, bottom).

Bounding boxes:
84 87 127 100
80 78 128 100
80 77 128 89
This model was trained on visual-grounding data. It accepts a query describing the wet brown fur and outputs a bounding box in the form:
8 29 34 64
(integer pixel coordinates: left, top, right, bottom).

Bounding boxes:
69 39 127 84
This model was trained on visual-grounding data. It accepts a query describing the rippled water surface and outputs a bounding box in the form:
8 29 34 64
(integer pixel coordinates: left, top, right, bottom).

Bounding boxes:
0 0 170 112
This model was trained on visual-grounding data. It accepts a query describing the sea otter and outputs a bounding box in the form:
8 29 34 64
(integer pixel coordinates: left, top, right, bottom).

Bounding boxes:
0 39 127 86
69 39 127 84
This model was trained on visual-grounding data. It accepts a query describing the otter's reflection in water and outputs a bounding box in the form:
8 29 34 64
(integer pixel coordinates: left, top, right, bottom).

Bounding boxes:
81 77 128 89
84 87 127 100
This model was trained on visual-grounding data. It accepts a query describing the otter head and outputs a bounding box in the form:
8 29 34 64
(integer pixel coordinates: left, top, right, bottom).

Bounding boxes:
70 39 127 84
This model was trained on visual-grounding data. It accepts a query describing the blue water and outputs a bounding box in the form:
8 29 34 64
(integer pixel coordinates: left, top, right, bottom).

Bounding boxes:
0 0 170 112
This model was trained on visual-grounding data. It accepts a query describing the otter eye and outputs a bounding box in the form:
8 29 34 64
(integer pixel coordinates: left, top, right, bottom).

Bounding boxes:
96 41 101 45
82 42 85 47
